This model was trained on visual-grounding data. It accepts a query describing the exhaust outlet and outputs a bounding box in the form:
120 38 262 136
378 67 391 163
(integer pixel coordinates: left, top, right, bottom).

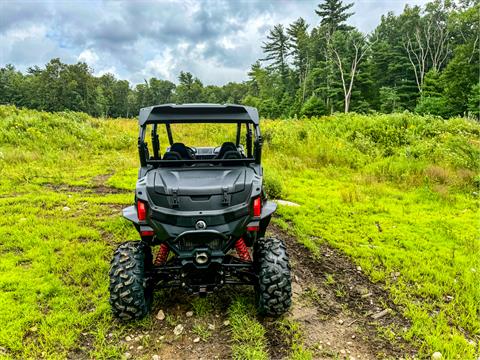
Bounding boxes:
195 252 209 265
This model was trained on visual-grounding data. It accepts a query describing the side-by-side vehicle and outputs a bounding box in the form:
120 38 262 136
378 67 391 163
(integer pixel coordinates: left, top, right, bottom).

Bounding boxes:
109 104 291 319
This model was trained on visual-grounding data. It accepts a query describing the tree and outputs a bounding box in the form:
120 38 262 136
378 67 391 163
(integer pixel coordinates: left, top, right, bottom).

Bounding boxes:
175 72 204 103
315 0 354 35
440 3 479 115
147 78 175 105
0 65 25 105
330 30 376 113
467 83 480 119
261 24 290 84
287 18 310 103
369 12 419 110
403 2 453 92
379 87 401 113
421 69 443 97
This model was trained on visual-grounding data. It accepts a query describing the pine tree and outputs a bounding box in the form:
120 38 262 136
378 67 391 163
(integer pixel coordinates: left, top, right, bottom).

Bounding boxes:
261 24 290 83
287 18 310 104
287 18 310 79
315 0 354 35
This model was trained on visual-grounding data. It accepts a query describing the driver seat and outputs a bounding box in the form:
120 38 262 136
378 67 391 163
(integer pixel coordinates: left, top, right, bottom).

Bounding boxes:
216 142 238 159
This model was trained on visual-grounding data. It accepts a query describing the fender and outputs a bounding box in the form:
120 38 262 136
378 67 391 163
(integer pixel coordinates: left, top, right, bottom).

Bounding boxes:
260 200 277 219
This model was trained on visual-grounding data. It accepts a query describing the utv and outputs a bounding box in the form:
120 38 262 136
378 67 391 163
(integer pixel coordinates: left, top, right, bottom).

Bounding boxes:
109 104 291 320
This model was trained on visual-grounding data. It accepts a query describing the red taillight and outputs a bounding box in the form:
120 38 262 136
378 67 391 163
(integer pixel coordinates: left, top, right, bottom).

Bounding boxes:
140 230 154 236
247 226 259 232
253 197 261 217
137 200 147 221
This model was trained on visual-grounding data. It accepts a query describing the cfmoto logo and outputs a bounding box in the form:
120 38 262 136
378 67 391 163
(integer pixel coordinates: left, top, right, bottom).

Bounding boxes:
195 220 207 230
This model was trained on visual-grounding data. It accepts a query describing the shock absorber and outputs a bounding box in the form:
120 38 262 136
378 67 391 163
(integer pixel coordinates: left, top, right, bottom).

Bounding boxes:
235 237 252 262
154 243 169 265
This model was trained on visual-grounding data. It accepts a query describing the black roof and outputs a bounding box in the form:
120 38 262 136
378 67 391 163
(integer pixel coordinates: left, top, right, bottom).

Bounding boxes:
138 103 259 126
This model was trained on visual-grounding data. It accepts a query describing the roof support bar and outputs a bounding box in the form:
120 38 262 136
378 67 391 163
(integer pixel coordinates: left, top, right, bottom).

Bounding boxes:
152 124 160 159
236 123 241 146
165 123 174 146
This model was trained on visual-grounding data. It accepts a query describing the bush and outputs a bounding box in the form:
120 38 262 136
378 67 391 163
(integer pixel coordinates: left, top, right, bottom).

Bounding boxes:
263 173 283 199
467 83 480 119
300 96 327 117
415 96 454 118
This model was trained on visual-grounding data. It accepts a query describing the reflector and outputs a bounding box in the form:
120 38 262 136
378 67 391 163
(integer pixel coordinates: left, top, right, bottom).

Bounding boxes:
137 200 147 221
253 197 261 217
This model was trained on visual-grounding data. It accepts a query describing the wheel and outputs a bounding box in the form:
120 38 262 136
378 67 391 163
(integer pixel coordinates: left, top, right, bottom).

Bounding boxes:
254 237 292 316
109 241 153 320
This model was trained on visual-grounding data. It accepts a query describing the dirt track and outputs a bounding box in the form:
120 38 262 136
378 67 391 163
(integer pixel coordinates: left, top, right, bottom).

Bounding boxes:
267 225 415 359
103 224 415 360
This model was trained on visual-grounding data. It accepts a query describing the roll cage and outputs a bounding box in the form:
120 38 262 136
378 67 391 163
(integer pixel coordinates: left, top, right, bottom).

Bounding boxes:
137 104 263 167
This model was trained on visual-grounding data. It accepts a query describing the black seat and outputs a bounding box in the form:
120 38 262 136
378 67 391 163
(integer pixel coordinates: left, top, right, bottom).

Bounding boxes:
216 142 237 159
223 150 242 159
170 143 194 160
163 151 181 160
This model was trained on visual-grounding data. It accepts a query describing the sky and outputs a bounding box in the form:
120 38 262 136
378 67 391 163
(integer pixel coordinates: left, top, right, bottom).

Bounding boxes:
0 0 429 86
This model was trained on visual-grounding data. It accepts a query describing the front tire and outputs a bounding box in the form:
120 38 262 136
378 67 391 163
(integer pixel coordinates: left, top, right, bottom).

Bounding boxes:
254 237 292 316
109 241 152 320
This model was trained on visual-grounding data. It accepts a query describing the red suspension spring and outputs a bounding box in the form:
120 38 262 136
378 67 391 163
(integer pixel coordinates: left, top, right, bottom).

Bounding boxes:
235 237 252 262
154 243 170 265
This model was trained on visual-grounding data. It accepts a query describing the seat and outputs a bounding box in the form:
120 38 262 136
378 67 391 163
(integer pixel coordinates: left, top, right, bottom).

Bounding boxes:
163 151 181 160
170 143 194 160
216 142 237 159
223 150 242 159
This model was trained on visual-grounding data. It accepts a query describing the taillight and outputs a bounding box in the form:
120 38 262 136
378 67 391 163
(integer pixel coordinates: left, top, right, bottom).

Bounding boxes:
137 200 147 221
253 197 262 217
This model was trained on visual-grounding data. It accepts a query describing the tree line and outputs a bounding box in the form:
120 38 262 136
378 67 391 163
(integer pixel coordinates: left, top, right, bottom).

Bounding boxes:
0 0 478 119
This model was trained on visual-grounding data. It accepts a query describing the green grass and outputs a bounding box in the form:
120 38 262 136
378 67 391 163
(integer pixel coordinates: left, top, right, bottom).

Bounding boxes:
0 105 479 358
191 296 214 317
261 115 480 358
228 297 268 360
276 319 313 360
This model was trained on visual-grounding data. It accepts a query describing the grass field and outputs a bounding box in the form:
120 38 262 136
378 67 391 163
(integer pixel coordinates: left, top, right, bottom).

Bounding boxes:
0 105 479 359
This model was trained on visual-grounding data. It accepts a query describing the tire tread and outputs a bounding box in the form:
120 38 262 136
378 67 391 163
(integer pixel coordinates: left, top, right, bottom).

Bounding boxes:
255 237 292 316
108 241 151 320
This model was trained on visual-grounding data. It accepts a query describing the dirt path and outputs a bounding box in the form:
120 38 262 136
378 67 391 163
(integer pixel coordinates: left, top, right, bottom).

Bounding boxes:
265 225 416 360
116 289 233 360
103 225 415 360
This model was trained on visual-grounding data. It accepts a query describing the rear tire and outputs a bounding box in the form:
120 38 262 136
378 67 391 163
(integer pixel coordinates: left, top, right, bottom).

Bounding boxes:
109 241 152 320
254 237 292 316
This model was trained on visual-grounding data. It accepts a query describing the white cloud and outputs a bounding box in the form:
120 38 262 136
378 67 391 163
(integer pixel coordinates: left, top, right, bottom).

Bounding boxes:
4 24 47 41
78 49 99 66
144 49 178 81
96 66 120 78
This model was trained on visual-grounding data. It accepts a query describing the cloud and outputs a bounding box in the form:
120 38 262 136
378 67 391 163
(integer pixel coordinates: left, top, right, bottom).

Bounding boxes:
78 49 99 66
0 0 429 85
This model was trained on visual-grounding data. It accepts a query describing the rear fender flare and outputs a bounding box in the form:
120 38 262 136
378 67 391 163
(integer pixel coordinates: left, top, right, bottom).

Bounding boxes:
123 205 139 224
260 200 276 219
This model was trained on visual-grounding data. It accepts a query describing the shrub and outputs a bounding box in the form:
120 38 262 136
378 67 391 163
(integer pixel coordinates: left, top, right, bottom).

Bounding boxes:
300 96 327 117
263 173 283 199
415 96 454 118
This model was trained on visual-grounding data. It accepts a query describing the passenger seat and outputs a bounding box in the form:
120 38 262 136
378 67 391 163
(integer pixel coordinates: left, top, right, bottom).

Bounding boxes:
216 142 240 159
